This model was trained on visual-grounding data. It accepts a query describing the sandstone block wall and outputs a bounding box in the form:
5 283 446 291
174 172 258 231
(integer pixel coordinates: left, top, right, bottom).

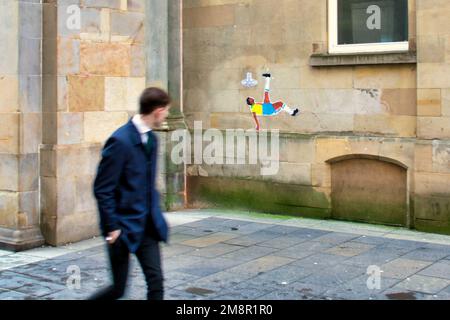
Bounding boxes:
183 0 450 235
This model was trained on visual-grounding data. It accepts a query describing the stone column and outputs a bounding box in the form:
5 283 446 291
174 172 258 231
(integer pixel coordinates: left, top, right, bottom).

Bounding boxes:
146 0 186 211
0 0 44 251
41 0 147 245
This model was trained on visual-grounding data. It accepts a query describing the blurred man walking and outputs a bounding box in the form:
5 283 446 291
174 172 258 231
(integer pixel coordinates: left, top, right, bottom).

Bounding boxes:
90 87 171 300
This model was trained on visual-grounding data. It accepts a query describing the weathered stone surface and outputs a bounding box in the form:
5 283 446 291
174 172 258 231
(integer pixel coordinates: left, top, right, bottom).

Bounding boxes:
0 192 18 228
0 76 19 113
19 154 39 192
111 11 144 38
130 44 145 77
0 0 18 75
354 66 416 89
19 75 41 113
68 75 105 112
83 0 121 9
354 115 416 137
19 37 41 76
128 0 145 12
105 77 145 111
0 155 18 192
418 89 441 116
83 111 129 143
184 5 236 29
80 42 131 76
418 117 450 139
0 113 19 154
18 191 39 227
74 175 96 213
57 38 80 75
57 112 83 145
381 89 417 116
19 113 42 154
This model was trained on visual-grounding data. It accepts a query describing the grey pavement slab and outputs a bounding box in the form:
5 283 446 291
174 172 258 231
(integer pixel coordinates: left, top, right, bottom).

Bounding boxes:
390 275 450 295
175 257 244 277
219 245 278 262
417 260 450 280
380 258 433 279
291 253 350 271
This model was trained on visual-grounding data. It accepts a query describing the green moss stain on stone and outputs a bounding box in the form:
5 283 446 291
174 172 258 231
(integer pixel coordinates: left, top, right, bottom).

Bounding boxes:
187 176 331 219
414 195 450 235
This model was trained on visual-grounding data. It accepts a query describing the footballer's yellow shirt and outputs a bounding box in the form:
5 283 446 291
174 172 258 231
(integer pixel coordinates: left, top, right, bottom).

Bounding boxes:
250 103 263 115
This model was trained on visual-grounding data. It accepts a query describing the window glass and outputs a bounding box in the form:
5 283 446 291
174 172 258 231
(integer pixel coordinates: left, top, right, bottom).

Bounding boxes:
338 0 408 45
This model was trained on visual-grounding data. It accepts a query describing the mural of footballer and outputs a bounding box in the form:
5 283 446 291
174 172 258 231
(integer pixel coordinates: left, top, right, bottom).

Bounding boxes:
246 73 300 131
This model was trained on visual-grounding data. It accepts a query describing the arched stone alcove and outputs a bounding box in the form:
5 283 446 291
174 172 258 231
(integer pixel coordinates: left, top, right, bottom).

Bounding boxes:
327 155 408 227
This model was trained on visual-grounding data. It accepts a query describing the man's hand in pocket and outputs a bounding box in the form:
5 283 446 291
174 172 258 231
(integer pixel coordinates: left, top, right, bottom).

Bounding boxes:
106 230 121 245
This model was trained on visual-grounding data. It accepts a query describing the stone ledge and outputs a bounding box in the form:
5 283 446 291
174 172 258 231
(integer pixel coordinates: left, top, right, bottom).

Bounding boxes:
310 51 417 67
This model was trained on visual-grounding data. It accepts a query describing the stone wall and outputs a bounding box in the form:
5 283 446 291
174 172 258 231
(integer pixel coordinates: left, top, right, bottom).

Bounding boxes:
183 0 450 235
0 0 44 250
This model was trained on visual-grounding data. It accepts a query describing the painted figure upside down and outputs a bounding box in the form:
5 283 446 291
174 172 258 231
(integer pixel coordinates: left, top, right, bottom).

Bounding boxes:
246 73 299 131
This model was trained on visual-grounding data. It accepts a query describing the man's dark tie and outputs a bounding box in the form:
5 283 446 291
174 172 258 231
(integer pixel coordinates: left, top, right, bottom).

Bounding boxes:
145 131 153 155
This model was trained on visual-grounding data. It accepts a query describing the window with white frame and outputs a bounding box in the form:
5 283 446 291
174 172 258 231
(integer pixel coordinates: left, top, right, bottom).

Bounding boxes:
328 0 409 54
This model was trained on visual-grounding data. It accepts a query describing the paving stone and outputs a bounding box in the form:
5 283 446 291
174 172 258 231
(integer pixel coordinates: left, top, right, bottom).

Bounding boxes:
291 253 349 271
223 222 273 235
0 254 44 271
223 230 283 247
401 246 450 262
261 281 331 300
418 260 450 280
322 274 401 300
301 264 367 287
181 232 239 248
0 271 67 297
386 239 428 250
161 271 201 289
275 241 335 259
248 265 314 285
0 250 13 257
220 245 278 262
0 289 35 300
165 289 202 300
312 232 360 245
176 257 244 277
167 233 198 244
174 271 255 292
352 235 390 246
288 228 330 240
381 258 433 279
175 227 217 237
162 244 198 258
257 235 311 249
189 243 243 258
391 275 450 294
325 242 375 257
226 255 295 278
163 255 205 272
213 286 272 300
264 225 304 235
342 247 413 267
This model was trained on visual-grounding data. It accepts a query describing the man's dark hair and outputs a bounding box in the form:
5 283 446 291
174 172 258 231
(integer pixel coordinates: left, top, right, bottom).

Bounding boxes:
139 87 171 115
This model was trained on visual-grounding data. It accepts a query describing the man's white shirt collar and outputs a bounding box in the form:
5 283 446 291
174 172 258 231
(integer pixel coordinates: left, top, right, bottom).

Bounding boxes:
132 115 152 144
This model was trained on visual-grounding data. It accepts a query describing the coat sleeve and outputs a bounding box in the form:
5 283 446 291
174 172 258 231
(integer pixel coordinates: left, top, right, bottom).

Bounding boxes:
94 137 127 235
